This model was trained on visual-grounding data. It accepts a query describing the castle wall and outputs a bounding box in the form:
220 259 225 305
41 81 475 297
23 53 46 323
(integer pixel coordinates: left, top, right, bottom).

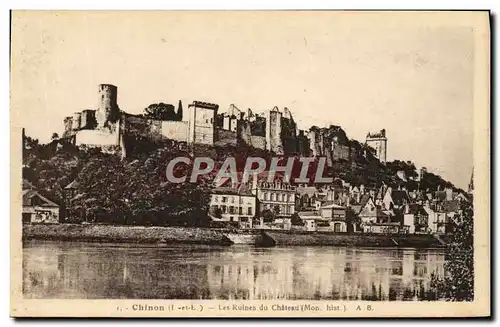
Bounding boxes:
332 144 350 161
222 116 238 132
250 117 266 136
188 102 218 146
281 117 298 154
80 110 97 130
308 126 351 163
72 112 82 130
266 109 283 154
297 132 310 157
75 121 120 147
63 117 73 137
160 121 188 142
237 121 253 147
250 135 266 150
215 129 237 147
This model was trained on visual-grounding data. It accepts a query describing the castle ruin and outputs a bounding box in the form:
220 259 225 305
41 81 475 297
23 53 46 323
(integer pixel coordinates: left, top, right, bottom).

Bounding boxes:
366 129 388 163
62 84 386 166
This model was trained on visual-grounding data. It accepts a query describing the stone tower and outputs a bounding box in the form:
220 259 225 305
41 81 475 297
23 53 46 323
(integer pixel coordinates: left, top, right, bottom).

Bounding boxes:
265 106 283 154
96 84 119 128
366 129 387 163
187 101 218 145
72 112 82 130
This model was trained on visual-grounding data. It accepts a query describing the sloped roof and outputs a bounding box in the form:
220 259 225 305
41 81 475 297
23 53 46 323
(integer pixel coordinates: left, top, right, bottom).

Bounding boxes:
376 186 385 199
22 190 59 208
298 211 327 221
64 180 80 189
351 205 362 214
359 194 372 209
211 184 254 196
296 186 317 197
321 203 345 209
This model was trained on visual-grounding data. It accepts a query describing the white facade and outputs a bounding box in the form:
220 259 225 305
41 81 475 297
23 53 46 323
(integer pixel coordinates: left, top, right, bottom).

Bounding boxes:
255 181 296 216
209 192 256 228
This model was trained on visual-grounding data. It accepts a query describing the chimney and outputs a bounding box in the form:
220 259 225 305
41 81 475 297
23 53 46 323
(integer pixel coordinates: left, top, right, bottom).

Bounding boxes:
251 174 258 195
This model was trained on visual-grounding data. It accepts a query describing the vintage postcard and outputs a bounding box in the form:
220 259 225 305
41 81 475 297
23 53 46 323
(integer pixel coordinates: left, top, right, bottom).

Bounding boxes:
10 10 490 318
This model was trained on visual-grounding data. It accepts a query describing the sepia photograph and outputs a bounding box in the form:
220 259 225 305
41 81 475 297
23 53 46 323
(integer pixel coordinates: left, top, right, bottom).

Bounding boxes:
9 10 490 318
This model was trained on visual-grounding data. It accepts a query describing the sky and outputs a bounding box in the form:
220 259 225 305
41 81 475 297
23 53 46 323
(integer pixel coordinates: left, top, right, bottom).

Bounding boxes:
11 11 475 189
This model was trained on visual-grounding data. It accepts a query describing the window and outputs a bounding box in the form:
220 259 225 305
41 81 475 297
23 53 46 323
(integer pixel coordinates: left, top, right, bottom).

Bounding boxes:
222 197 227 203
229 206 235 214
239 207 243 215
247 207 253 215
213 196 218 203
221 205 227 213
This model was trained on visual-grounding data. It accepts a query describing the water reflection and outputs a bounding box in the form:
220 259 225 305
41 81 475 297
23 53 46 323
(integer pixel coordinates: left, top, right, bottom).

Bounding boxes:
23 241 445 300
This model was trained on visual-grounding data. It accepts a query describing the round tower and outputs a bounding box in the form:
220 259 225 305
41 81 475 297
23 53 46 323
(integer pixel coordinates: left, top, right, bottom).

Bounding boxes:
96 84 118 128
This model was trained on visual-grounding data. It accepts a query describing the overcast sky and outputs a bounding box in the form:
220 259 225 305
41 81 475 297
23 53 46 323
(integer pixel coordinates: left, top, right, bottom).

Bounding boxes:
11 11 475 189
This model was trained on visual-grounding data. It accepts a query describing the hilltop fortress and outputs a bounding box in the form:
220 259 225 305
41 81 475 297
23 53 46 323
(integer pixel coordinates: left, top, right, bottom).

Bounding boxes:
63 84 387 165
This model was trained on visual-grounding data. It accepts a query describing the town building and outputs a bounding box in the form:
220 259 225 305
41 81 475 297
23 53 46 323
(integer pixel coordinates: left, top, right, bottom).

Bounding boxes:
209 184 256 229
382 187 410 210
254 180 296 217
356 194 377 224
22 188 60 224
319 203 347 232
297 211 328 232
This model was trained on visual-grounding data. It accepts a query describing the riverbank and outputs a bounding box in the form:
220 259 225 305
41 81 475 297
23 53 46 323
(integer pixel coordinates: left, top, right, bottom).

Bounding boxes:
23 224 447 248
22 224 233 245
260 230 446 248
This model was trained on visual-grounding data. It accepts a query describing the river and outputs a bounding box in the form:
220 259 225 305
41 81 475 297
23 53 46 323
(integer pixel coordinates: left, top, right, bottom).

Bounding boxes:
22 240 445 300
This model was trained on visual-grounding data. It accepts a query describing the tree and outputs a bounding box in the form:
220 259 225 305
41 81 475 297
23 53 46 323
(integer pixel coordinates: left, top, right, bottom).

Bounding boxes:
290 213 303 226
261 209 275 223
70 147 213 226
177 100 183 121
273 205 281 217
211 207 223 219
143 103 178 121
430 202 474 301
345 207 360 233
